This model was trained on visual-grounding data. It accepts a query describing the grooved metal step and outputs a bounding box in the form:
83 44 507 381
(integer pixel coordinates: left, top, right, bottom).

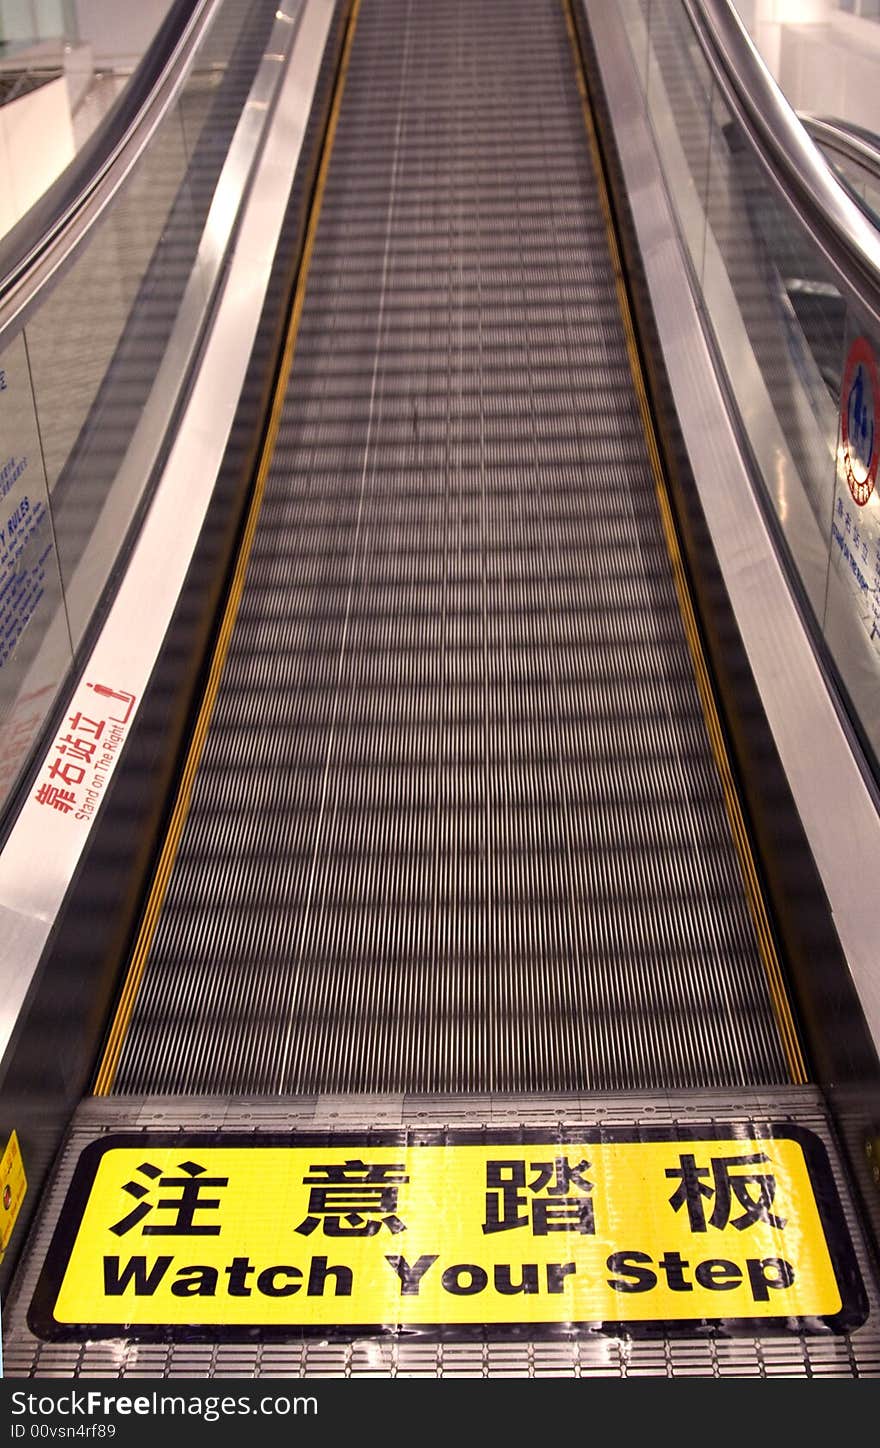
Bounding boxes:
109 0 792 1097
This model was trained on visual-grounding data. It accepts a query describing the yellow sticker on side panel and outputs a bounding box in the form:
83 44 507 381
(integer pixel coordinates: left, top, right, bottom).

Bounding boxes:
0 1130 27 1263
28 1127 866 1340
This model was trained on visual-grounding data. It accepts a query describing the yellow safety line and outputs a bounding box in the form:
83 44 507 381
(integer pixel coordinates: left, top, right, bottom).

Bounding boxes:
562 0 807 1083
94 0 363 1095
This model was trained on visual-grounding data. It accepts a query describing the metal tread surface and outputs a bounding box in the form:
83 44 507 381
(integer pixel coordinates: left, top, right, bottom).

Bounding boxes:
109 0 792 1096
4 1089 879 1377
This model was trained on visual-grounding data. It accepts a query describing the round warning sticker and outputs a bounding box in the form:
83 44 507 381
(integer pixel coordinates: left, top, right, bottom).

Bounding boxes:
841 336 880 507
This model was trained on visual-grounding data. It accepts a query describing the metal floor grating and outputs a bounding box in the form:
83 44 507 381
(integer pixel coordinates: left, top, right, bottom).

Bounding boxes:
4 1090 879 1377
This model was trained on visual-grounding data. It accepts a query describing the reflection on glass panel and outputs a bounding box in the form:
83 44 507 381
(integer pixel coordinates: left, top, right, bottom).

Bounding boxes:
0 0 288 823
0 2 120 244
823 318 880 737
641 0 714 275
617 0 649 89
838 0 880 19
0 331 72 807
23 107 198 648
697 104 880 756
627 2 880 770
0 1 78 46
27 115 193 495
822 149 880 228
707 107 843 527
22 0 280 652
737 1 880 134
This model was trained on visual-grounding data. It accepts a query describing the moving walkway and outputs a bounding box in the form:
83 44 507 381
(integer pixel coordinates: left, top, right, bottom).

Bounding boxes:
0 0 878 1378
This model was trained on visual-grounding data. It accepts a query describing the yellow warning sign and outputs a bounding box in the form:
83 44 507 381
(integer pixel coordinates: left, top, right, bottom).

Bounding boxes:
29 1127 866 1340
0 1130 27 1263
